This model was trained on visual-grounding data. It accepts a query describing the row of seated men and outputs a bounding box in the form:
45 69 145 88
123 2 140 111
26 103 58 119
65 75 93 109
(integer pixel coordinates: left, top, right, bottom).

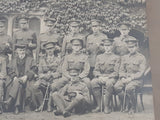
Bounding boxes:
0 15 147 117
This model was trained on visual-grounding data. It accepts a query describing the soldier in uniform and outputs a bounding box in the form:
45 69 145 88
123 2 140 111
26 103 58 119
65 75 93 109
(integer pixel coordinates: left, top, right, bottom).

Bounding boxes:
86 19 107 79
61 19 86 57
51 76 90 117
114 36 146 114
48 38 91 112
13 15 37 58
0 19 12 64
33 41 62 112
91 39 120 113
37 17 62 62
4 44 34 114
113 23 132 56
0 54 7 114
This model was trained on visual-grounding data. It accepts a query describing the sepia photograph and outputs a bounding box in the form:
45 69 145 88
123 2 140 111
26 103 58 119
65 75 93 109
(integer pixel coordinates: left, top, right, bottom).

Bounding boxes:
0 0 154 120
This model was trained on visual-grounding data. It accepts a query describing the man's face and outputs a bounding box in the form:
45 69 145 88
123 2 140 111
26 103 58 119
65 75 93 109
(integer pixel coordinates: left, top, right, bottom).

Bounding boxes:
72 41 82 52
19 20 28 30
46 48 55 56
16 48 26 59
128 45 137 54
70 25 79 33
119 25 130 36
46 24 53 32
92 25 101 33
0 23 5 33
104 43 113 53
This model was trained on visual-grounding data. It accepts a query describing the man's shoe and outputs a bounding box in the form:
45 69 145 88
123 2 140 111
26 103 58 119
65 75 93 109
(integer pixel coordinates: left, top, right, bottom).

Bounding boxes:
54 110 62 116
14 107 19 115
128 109 135 114
47 106 53 112
35 108 41 112
92 107 100 113
104 107 111 114
63 111 71 118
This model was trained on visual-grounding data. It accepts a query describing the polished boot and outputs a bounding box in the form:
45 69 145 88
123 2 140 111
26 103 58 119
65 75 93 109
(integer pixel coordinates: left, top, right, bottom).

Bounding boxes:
14 106 19 114
128 93 136 114
104 93 112 114
91 88 102 113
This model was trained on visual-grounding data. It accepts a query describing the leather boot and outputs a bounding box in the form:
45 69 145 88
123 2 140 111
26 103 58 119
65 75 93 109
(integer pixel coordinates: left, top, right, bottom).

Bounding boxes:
104 93 112 114
129 93 136 114
92 88 102 113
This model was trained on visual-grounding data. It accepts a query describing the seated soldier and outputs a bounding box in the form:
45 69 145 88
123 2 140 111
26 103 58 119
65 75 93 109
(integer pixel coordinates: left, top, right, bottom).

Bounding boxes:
114 36 146 114
33 41 62 112
4 44 34 114
0 56 7 114
91 38 120 113
48 38 91 112
51 72 90 118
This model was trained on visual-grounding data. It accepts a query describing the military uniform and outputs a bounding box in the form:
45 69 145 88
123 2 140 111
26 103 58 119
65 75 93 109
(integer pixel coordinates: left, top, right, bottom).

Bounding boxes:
61 19 86 57
37 17 62 61
91 39 120 113
113 35 129 56
61 33 86 57
114 37 146 113
51 80 90 117
13 15 37 58
0 56 7 113
86 20 107 79
0 19 12 64
33 42 62 111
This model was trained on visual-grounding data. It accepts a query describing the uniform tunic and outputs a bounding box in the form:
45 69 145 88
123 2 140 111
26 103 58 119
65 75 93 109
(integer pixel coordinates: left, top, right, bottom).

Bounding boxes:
86 32 107 68
13 29 37 57
91 53 120 94
114 51 147 94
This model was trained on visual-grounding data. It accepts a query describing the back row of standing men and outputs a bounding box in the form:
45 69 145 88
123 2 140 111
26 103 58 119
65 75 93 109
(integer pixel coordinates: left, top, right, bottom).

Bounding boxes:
0 15 147 117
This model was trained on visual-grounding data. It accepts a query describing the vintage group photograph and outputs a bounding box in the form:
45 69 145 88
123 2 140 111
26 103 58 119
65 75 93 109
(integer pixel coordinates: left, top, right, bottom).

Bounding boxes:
0 0 153 120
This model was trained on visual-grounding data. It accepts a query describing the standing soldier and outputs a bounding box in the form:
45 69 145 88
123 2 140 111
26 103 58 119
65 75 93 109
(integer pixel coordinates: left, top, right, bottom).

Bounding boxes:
4 44 34 114
13 14 37 58
0 19 12 64
113 23 132 56
37 17 62 62
114 36 146 114
86 19 107 79
33 41 62 112
61 19 86 57
91 39 120 113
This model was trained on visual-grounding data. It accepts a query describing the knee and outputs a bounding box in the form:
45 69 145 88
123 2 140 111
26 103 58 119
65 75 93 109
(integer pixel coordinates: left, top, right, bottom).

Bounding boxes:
126 85 134 94
91 78 100 88
0 80 3 86
51 92 58 99
114 82 123 94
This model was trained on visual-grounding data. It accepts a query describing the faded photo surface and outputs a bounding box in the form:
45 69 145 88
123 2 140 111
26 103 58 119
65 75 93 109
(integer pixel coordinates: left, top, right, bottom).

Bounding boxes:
0 0 153 120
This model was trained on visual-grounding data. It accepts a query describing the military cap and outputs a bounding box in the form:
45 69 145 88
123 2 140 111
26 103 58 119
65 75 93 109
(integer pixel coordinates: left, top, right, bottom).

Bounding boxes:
14 43 27 50
44 17 56 26
117 22 131 28
43 41 55 49
125 36 138 47
17 14 29 23
91 19 101 26
70 38 83 47
68 18 80 27
102 38 114 46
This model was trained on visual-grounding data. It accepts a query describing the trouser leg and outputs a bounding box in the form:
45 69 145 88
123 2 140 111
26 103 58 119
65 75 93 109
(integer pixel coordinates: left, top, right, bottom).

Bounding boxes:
52 92 66 113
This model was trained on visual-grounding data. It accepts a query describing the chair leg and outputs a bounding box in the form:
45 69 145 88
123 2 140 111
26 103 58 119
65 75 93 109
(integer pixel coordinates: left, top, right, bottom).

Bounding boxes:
139 93 144 111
